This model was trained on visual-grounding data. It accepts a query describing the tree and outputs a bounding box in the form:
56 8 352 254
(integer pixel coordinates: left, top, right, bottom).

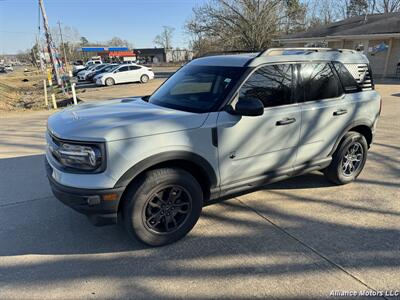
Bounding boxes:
107 36 133 48
186 0 288 53
80 36 89 47
154 26 175 49
283 0 307 33
347 0 369 16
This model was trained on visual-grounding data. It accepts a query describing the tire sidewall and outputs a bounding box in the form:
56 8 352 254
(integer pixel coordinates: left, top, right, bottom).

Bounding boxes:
124 169 203 246
105 77 114 86
334 132 368 184
140 74 149 83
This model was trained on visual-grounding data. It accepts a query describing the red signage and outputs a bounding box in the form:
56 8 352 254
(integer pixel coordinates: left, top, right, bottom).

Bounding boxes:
109 51 135 57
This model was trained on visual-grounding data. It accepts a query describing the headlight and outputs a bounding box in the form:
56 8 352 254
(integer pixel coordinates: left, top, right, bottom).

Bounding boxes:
49 137 104 172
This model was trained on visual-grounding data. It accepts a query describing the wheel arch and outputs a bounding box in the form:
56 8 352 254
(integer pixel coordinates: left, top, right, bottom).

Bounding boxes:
114 151 218 207
329 119 373 156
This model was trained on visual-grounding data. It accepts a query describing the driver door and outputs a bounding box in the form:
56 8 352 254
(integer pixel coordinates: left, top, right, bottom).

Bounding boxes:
113 65 130 83
217 64 301 186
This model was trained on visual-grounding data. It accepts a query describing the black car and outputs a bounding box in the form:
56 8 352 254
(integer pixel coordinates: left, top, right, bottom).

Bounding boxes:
0 66 6 73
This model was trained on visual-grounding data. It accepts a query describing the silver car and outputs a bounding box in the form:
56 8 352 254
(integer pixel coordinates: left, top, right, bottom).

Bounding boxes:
45 48 381 246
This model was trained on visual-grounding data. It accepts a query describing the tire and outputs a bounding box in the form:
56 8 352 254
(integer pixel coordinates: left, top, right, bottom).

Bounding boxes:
324 131 368 185
105 77 115 86
140 74 149 83
122 168 203 246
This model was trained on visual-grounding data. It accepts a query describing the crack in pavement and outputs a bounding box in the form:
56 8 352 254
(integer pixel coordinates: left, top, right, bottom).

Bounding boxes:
0 195 54 209
235 197 389 300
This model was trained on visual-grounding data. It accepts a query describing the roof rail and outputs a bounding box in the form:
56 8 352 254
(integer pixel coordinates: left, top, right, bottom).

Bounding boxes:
200 50 258 57
257 47 358 57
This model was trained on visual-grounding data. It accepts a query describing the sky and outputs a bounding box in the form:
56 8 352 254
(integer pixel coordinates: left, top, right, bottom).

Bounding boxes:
0 0 207 54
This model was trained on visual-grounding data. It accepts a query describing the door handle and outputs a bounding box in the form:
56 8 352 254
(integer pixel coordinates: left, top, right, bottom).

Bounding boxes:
276 117 296 126
333 109 348 116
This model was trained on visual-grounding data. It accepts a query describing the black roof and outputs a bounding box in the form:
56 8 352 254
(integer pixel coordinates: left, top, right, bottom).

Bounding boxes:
281 12 400 40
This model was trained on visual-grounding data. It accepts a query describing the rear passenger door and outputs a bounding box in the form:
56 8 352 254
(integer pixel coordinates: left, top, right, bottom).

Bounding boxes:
295 62 352 165
127 65 142 82
217 64 302 186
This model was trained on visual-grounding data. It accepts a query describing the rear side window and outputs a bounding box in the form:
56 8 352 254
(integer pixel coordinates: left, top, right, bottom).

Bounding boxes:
332 62 361 93
129 65 141 70
239 64 293 108
300 63 343 101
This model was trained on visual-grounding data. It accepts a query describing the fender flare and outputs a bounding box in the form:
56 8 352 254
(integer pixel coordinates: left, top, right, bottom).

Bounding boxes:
329 118 374 156
114 151 218 188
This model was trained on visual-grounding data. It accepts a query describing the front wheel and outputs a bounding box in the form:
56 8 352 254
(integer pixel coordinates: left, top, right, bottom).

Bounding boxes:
105 77 115 86
324 131 368 185
122 168 203 246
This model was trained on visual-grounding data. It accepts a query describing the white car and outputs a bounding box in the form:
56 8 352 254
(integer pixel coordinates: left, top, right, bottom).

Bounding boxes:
4 65 13 72
96 64 154 86
77 64 104 81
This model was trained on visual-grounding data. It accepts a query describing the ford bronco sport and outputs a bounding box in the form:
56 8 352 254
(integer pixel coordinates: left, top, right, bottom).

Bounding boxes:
46 48 381 246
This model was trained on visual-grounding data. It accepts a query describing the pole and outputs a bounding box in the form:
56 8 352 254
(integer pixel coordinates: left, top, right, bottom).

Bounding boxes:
57 21 69 72
39 0 62 86
43 79 48 108
51 93 57 109
71 83 77 105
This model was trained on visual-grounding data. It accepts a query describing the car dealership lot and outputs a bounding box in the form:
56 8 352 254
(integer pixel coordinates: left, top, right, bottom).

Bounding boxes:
0 83 399 299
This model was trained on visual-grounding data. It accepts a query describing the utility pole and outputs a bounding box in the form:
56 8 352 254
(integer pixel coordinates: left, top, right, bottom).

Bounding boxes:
38 0 62 85
57 21 69 72
36 35 44 72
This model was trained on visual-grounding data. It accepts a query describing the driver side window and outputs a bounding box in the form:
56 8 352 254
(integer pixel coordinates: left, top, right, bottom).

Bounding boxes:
239 64 293 108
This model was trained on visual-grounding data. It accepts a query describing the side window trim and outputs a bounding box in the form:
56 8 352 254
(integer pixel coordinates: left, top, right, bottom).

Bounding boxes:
298 62 344 103
236 63 297 109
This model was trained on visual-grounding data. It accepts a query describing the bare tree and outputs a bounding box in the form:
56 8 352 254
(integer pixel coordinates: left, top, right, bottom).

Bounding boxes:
186 0 290 53
107 37 133 48
373 0 400 12
154 26 175 49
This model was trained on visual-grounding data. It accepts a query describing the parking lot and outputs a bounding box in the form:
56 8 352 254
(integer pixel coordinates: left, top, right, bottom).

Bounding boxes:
0 82 399 299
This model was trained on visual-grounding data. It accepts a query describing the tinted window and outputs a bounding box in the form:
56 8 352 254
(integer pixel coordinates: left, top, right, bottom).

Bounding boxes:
332 62 361 93
239 64 293 107
149 65 245 113
300 63 342 101
118 66 129 72
129 65 141 70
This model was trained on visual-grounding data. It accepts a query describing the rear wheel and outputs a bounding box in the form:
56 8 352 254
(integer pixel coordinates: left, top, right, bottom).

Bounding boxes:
324 131 368 185
122 168 203 246
105 77 115 86
140 74 149 83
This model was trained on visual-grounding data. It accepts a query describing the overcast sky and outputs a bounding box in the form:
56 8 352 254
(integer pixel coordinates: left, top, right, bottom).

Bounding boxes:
0 0 207 54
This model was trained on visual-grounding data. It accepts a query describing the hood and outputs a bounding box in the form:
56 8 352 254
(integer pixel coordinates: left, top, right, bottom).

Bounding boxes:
47 98 208 142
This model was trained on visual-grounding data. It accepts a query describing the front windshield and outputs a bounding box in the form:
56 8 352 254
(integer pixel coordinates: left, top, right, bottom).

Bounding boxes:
148 65 245 113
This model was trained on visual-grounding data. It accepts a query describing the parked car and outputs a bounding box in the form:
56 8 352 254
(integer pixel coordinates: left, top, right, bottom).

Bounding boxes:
78 63 108 81
0 66 6 73
45 48 381 246
87 64 118 82
95 64 154 86
73 59 102 76
4 65 13 72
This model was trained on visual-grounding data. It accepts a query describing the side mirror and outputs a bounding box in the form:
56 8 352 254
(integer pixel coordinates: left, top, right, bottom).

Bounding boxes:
234 96 264 116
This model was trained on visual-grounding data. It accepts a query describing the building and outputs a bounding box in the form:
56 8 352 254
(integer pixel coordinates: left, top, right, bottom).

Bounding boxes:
78 47 136 62
135 48 193 64
277 12 400 78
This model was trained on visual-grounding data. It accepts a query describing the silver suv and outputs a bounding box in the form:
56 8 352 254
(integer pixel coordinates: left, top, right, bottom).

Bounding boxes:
45 48 381 246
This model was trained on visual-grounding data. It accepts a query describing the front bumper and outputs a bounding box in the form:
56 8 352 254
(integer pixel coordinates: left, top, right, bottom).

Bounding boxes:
45 158 125 226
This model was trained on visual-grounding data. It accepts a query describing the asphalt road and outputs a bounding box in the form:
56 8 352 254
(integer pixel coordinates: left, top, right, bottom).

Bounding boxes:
0 83 399 299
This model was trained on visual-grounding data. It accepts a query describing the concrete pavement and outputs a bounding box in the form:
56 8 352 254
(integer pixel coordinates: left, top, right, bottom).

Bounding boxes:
0 84 399 299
